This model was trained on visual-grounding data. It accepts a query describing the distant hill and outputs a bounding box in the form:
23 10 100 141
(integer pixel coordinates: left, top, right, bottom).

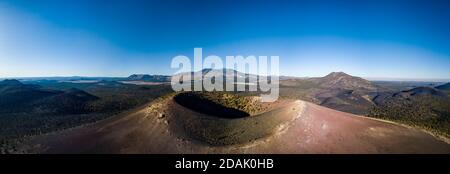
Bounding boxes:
171 68 262 88
0 80 60 111
0 79 98 114
394 86 448 98
31 88 99 114
278 72 379 114
127 74 170 82
436 83 450 91
0 79 23 86
280 72 449 116
372 86 448 106
318 89 376 115
369 86 450 138
173 68 256 80
309 72 377 90
200 68 248 77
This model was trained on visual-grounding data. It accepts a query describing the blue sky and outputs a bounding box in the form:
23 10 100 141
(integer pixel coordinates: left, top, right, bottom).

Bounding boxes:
0 0 449 79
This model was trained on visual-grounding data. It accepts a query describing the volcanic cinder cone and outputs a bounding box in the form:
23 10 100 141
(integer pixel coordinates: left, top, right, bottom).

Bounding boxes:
17 92 450 154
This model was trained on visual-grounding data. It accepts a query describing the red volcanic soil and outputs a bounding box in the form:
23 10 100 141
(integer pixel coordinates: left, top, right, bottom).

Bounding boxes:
283 103 449 153
17 98 450 154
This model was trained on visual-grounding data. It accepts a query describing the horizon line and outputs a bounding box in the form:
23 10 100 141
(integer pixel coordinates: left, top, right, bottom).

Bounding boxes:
1 74 449 83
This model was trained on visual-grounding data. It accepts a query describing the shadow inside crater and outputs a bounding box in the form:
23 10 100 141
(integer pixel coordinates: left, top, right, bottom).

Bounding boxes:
173 93 250 119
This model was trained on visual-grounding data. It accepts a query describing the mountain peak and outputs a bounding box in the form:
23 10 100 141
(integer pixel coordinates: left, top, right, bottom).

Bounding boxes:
325 72 351 78
316 72 376 90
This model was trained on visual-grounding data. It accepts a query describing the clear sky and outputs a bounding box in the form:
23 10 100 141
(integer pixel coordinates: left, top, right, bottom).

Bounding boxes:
0 0 449 79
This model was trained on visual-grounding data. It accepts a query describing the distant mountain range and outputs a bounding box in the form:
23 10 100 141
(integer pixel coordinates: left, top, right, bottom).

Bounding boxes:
0 79 98 114
171 68 259 82
126 74 171 82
